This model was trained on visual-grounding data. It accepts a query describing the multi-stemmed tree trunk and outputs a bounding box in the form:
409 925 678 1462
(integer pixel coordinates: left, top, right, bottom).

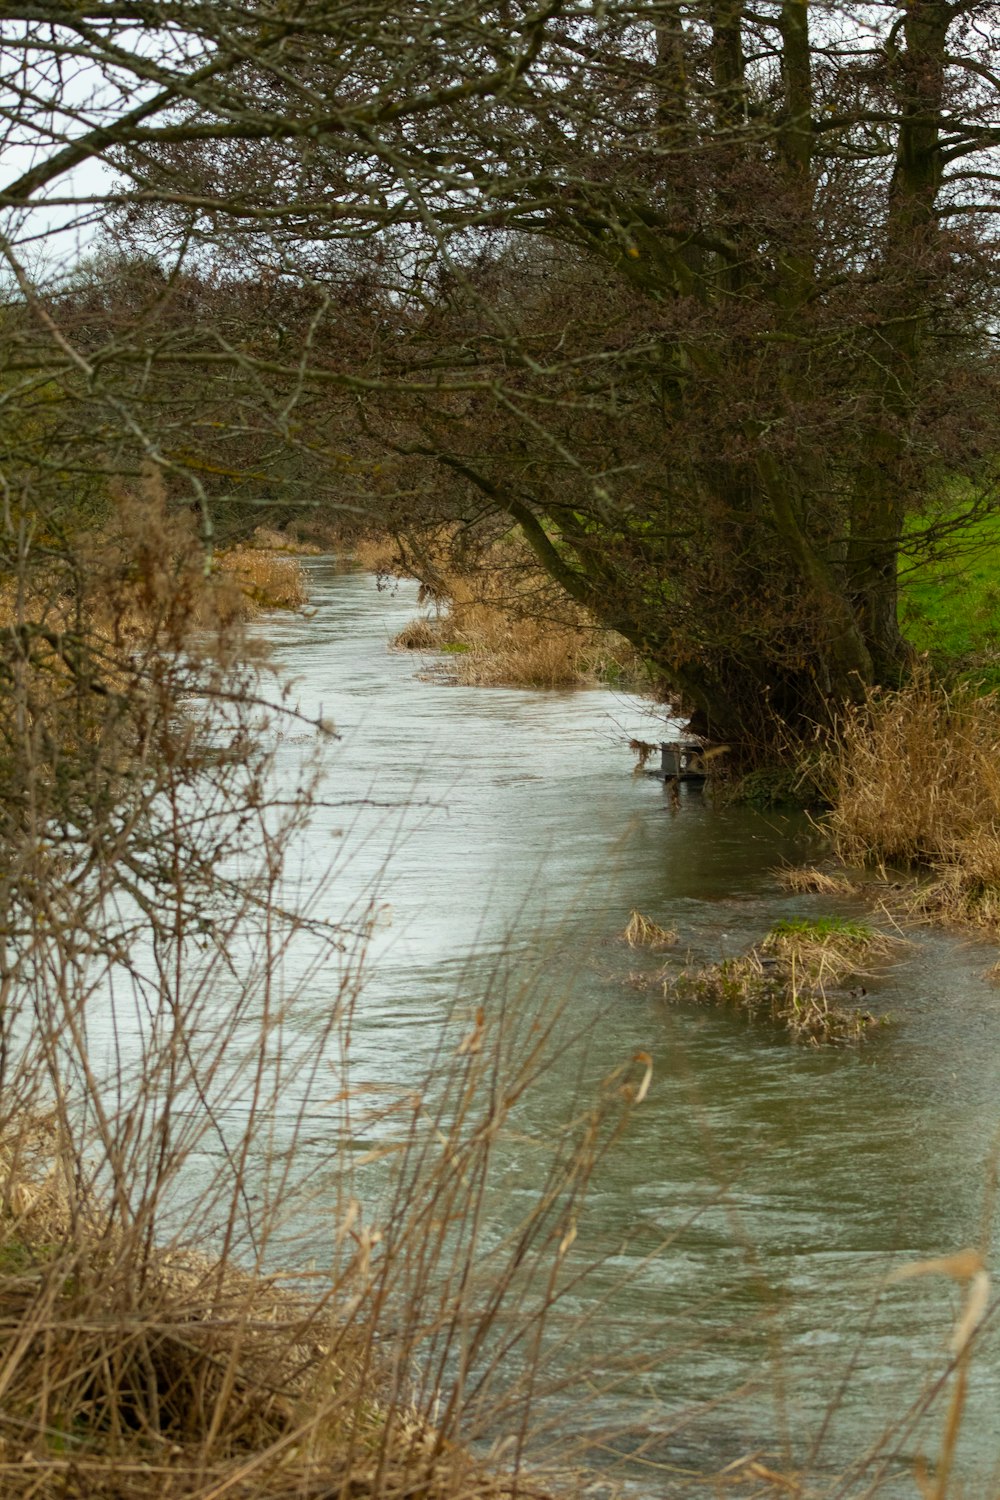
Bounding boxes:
370 0 997 749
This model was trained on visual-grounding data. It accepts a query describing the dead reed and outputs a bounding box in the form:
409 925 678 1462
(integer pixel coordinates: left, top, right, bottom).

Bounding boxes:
0 480 662 1500
0 977 657 1500
214 543 308 615
352 532 403 576
365 527 641 690
824 674 1000 931
666 917 898 1042
774 867 859 896
620 910 678 950
392 615 442 651
246 525 322 556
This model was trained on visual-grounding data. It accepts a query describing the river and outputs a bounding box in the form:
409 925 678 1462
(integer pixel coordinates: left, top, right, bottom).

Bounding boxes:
235 558 1000 1495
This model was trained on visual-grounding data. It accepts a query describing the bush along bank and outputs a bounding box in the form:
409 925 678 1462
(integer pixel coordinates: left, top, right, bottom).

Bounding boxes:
353 528 644 691
820 674 1000 937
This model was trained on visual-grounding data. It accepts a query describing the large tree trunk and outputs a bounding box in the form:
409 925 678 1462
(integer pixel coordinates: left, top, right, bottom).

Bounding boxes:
848 0 949 682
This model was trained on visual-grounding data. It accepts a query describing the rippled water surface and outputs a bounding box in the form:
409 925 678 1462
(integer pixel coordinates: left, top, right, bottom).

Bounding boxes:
242 560 1000 1492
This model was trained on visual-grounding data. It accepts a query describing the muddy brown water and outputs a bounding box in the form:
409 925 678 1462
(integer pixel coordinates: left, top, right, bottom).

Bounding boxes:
139 561 1000 1492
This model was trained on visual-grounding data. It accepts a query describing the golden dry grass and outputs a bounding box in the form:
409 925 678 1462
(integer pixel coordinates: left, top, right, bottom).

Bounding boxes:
761 916 899 984
824 674 1000 932
248 525 322 556
0 488 309 668
353 532 403 576
0 1073 583 1500
620 910 678 950
214 545 308 615
364 528 641 689
774 867 858 896
392 615 442 651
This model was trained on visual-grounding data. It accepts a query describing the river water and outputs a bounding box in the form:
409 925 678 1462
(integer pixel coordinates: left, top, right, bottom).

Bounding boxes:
244 559 1000 1494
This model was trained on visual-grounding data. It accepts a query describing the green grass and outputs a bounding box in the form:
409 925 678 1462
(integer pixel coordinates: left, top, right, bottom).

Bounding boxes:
767 916 873 942
899 495 1000 681
0 1237 40 1275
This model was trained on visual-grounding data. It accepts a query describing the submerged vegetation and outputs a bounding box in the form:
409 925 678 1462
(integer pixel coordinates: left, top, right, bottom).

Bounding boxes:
620 910 679 951
666 917 899 1044
775 867 860 897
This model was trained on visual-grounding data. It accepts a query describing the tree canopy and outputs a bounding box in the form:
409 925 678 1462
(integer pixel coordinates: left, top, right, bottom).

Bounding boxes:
4 0 1000 750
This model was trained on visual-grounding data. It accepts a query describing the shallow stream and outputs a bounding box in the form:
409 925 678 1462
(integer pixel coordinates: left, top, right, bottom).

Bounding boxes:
235 560 1000 1493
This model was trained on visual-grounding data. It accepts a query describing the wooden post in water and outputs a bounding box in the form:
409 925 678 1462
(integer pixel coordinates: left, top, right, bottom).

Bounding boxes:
657 738 706 782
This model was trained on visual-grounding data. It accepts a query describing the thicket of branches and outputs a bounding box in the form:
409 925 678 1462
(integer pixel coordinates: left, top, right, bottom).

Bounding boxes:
10 0 991 751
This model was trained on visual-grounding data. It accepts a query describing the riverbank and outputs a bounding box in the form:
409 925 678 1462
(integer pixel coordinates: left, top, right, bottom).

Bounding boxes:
811 673 1000 938
351 530 644 690
0 1115 545 1500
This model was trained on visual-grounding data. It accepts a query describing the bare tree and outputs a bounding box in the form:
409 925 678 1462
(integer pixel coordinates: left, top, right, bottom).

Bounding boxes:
83 0 1000 750
4 3 1000 724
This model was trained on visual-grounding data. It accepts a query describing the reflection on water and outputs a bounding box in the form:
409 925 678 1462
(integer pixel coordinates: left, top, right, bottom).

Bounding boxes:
226 561 1000 1490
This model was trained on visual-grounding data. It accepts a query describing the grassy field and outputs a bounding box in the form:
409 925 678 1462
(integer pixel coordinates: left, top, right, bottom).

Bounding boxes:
899 503 1000 679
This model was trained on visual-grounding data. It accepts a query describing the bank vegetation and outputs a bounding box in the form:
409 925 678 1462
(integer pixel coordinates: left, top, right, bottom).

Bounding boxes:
817 675 1000 936
2 0 1000 1492
353 530 643 690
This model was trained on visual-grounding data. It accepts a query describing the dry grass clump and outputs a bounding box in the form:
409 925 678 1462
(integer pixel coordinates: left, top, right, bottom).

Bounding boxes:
0 479 251 787
439 601 623 689
825 674 1000 931
362 527 641 689
392 615 442 651
353 532 404 575
0 1006 620 1500
0 1118 501 1500
775 866 858 896
247 525 322 556
762 915 898 980
0 1021 655 1500
620 910 678 950
214 544 308 615
666 917 898 1042
0 484 209 653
